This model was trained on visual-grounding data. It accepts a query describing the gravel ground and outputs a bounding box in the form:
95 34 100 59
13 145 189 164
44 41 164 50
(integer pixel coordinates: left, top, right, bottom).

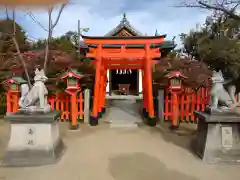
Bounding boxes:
0 120 239 180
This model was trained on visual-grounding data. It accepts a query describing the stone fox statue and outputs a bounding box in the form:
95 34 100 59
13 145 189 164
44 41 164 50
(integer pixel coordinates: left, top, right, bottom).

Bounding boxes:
19 68 51 113
210 70 240 110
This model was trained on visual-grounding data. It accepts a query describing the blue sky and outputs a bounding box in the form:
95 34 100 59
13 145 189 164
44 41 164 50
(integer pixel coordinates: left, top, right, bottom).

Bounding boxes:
3 0 210 46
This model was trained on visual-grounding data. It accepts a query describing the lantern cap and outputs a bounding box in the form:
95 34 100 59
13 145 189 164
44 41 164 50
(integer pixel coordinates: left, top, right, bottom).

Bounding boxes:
60 68 84 79
165 71 187 79
2 75 27 85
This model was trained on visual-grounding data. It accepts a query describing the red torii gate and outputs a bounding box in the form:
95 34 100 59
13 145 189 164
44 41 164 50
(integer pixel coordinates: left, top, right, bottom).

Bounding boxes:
82 35 166 126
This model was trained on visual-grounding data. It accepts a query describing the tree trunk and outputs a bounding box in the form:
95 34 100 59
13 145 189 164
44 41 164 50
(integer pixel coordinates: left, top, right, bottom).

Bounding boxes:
12 37 32 88
12 8 31 87
43 4 66 72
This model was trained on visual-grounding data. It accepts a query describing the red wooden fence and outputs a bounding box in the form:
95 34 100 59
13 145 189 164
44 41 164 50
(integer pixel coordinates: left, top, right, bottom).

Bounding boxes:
48 93 84 121
7 93 84 122
163 87 210 123
7 87 237 124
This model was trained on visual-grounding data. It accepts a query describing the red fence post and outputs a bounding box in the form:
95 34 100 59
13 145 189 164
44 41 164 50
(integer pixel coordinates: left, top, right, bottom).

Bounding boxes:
6 92 11 114
70 93 78 129
6 90 20 114
171 92 179 127
79 92 83 120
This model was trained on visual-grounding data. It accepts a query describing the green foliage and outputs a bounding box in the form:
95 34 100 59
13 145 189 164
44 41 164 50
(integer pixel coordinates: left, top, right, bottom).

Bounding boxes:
29 30 95 94
65 31 78 46
153 57 211 89
0 85 6 115
31 39 46 50
50 36 76 53
181 14 240 79
0 19 29 53
167 50 178 58
0 20 93 114
31 31 80 60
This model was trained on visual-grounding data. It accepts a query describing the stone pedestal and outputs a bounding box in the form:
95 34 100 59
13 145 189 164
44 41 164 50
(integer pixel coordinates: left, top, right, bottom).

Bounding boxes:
193 111 240 164
1 111 66 167
84 89 90 124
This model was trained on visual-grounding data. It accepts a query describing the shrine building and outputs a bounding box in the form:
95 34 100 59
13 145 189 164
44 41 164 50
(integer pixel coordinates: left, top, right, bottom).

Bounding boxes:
79 13 176 97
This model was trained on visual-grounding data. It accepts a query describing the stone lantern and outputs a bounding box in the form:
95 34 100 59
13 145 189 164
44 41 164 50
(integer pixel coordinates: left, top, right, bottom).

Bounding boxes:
60 68 83 93
165 71 187 129
2 76 27 114
165 71 187 93
3 76 27 93
60 68 84 130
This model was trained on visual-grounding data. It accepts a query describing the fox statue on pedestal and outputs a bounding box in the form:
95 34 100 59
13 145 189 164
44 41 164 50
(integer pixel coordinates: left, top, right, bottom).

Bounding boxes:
19 68 51 113
210 70 240 112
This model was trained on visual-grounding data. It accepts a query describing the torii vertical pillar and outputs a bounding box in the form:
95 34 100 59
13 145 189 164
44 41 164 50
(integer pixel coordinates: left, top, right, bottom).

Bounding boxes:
101 69 107 114
98 68 103 117
90 44 102 126
142 69 148 117
98 67 106 118
144 44 157 126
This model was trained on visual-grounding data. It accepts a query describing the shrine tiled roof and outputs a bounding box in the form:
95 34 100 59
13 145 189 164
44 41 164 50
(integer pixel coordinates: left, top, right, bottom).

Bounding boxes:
159 40 176 49
104 13 143 36
79 13 176 51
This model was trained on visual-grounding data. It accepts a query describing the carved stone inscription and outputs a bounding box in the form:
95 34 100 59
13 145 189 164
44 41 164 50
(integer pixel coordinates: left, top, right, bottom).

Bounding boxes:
221 126 233 149
26 126 36 146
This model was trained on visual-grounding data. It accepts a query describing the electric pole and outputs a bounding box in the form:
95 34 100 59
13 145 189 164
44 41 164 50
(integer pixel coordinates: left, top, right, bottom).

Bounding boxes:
78 19 81 60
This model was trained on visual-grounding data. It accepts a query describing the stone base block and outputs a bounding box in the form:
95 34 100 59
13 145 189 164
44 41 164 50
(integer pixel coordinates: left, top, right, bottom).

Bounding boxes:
69 123 79 130
89 116 98 126
146 116 157 127
1 111 66 167
169 125 179 130
193 111 240 164
142 108 148 118
102 107 106 114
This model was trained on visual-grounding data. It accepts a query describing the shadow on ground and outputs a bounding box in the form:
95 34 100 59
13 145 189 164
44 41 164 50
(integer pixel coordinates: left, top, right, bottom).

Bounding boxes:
148 123 197 154
0 120 109 161
108 152 199 180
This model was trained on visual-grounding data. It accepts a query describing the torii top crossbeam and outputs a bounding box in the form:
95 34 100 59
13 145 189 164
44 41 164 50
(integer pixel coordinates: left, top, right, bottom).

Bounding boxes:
82 35 166 45
82 35 166 67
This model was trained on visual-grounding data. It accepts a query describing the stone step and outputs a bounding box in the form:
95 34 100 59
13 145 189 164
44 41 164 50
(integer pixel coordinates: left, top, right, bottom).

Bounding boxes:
110 123 138 128
106 95 143 100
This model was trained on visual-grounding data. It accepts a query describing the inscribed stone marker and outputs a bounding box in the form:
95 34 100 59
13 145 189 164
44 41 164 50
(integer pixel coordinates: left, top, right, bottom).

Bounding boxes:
221 126 233 149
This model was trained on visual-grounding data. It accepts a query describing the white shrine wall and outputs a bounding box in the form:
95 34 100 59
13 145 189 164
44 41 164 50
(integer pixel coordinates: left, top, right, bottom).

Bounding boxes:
106 70 110 94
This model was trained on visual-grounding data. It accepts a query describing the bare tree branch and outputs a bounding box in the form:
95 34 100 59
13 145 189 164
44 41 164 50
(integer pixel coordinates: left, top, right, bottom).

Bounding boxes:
26 12 48 32
198 1 240 20
24 3 67 72
5 5 9 19
52 4 66 28
43 3 67 72
175 0 240 20
43 6 52 72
